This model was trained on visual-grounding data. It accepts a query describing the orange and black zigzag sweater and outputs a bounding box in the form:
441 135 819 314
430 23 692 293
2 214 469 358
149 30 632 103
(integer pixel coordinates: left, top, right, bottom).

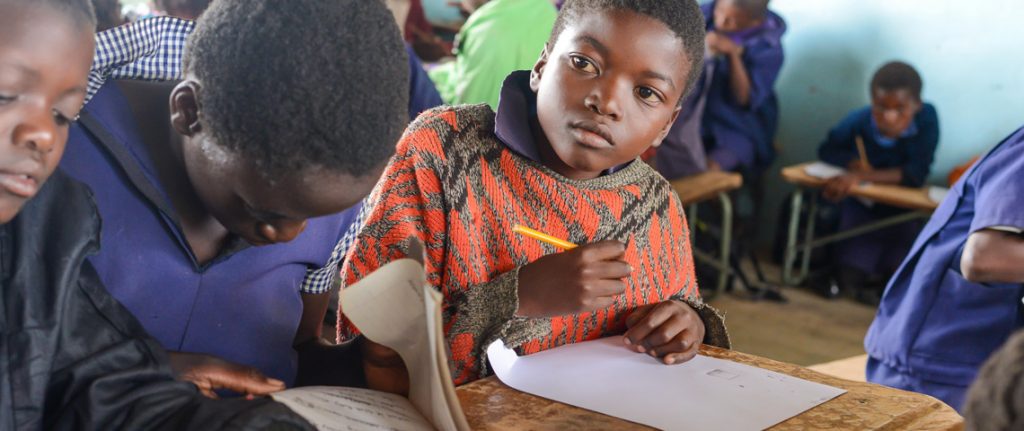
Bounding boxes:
338 105 729 385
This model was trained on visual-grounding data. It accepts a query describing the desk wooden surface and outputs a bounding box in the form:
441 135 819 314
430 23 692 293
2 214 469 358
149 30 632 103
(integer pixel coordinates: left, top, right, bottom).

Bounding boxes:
780 163 938 212
455 345 962 431
670 171 744 207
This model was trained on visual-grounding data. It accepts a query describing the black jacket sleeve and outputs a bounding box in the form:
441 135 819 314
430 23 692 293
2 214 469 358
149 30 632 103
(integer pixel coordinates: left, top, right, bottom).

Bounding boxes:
43 263 315 431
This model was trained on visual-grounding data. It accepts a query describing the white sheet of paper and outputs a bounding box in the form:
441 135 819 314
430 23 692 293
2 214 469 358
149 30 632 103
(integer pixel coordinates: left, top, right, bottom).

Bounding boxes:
272 386 433 431
487 337 846 431
804 161 846 179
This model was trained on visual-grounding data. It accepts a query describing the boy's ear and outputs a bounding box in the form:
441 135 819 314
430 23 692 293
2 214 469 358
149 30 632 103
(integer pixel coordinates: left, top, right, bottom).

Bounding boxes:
170 80 202 136
529 44 551 93
651 105 683 148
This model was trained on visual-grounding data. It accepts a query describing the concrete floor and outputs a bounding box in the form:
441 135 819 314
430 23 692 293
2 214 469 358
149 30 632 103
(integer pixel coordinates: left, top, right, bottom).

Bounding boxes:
705 277 877 367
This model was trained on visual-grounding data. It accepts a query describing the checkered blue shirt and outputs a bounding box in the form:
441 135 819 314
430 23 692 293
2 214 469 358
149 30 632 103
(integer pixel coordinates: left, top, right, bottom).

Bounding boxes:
87 17 367 294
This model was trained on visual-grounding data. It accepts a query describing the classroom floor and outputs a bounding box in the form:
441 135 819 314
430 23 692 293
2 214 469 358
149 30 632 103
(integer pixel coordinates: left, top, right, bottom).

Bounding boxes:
704 261 877 368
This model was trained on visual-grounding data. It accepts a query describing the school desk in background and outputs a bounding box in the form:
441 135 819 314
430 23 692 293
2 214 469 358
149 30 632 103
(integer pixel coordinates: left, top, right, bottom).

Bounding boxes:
777 162 947 287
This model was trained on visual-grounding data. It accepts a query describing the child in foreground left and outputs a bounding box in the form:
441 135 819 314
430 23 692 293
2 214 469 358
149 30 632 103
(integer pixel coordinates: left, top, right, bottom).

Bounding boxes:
0 0 311 428
339 0 730 389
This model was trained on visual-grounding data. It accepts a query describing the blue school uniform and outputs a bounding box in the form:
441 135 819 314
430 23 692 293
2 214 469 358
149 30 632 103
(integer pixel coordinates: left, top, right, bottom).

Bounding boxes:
864 126 1024 411
699 1 786 172
406 44 444 120
818 104 940 276
59 83 361 385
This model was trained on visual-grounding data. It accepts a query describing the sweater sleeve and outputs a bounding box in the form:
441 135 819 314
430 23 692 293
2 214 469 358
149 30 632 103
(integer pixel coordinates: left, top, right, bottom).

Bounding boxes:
46 263 314 431
338 109 454 340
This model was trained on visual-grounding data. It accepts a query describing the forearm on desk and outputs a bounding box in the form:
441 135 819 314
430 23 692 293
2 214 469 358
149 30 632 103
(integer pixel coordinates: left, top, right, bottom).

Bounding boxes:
961 229 1024 283
853 168 902 185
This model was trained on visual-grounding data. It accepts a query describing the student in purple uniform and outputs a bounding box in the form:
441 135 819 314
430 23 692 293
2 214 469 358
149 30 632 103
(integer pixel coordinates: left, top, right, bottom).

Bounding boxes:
864 121 1024 411
0 0 311 428
698 0 785 173
61 0 409 393
818 62 939 303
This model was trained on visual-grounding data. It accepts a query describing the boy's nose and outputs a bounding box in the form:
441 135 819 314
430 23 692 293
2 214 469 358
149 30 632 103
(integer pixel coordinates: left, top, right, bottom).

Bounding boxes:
13 111 57 155
585 90 621 120
883 110 900 124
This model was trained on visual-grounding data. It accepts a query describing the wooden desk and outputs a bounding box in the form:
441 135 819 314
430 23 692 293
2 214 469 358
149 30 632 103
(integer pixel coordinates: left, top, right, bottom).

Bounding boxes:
670 171 743 296
456 346 963 431
778 163 938 286
781 164 938 212
671 171 743 207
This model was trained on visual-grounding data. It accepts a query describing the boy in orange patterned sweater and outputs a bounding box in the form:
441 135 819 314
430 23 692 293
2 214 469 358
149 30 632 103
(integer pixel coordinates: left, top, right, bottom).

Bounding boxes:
339 0 730 389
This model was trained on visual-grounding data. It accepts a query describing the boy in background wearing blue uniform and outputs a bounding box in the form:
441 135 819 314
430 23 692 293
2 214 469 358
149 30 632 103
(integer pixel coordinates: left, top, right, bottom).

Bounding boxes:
818 62 940 304
865 123 1024 412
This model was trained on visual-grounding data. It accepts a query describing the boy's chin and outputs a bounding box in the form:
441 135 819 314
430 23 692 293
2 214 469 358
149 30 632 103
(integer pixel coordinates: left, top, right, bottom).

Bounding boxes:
0 199 25 224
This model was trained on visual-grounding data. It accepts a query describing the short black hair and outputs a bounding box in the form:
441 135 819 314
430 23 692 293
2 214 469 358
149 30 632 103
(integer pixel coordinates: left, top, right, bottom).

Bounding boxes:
13 0 97 29
871 61 923 102
548 0 706 104
964 330 1024 431
91 0 121 31
184 0 409 179
724 0 770 19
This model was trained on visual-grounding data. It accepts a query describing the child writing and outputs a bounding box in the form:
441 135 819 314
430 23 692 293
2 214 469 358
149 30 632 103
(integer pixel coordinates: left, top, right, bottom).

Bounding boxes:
61 0 410 392
865 123 1024 412
818 61 940 303
0 0 311 427
339 0 730 390
699 0 785 173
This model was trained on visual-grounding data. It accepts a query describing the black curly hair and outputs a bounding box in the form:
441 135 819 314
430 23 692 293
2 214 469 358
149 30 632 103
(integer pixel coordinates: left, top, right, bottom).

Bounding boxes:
871 61 923 102
964 330 1024 431
548 0 706 103
184 0 409 179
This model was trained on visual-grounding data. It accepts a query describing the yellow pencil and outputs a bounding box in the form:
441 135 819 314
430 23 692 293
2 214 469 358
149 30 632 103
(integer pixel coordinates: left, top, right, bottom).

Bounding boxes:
855 135 873 170
513 225 578 250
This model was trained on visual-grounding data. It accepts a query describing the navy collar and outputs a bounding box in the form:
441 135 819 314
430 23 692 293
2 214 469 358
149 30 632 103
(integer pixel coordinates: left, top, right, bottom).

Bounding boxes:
493 71 630 175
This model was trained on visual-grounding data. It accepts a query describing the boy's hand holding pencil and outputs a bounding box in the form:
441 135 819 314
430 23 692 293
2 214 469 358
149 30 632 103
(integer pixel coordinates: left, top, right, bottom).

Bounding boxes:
513 225 707 366
513 225 630 317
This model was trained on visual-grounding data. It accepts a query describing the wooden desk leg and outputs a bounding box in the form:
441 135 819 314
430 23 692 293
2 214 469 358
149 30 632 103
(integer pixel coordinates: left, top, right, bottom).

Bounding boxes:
782 188 804 286
716 192 732 295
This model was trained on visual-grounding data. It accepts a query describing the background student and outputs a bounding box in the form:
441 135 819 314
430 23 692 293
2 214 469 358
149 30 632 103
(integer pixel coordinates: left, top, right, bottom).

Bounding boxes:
817 61 940 303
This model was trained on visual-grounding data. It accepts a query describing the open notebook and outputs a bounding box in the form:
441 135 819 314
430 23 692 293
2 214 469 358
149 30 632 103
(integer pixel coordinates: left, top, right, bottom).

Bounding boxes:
272 240 471 431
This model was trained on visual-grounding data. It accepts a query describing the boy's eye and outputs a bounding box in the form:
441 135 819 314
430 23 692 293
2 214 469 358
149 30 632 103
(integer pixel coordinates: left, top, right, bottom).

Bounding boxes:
636 87 662 104
0 94 15 105
52 109 73 127
569 55 598 74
